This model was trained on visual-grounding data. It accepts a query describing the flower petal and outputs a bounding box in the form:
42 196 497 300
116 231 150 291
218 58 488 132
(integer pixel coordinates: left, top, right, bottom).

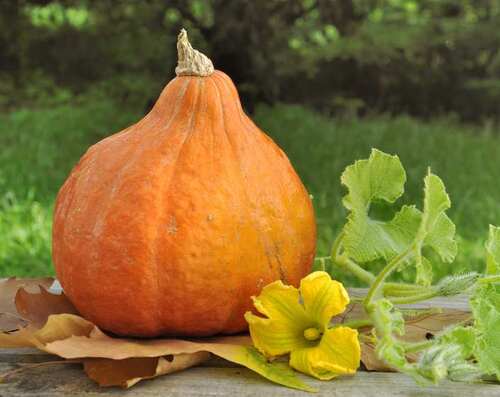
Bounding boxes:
245 281 312 356
299 271 350 327
289 326 360 380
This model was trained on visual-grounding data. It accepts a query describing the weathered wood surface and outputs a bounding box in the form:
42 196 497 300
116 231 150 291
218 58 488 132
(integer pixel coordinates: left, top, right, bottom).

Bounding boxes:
1 361 499 397
0 288 497 396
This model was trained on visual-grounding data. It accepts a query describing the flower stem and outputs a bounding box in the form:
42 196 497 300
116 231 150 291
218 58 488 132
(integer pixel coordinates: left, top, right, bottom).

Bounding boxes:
383 283 428 297
364 244 415 307
314 256 330 272
330 231 345 260
315 256 331 262
330 232 377 284
402 339 436 353
478 275 500 284
335 255 375 285
389 289 439 304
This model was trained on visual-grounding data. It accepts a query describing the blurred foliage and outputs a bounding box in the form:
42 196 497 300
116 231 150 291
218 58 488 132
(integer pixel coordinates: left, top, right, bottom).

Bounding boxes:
1 0 500 120
1 101 499 278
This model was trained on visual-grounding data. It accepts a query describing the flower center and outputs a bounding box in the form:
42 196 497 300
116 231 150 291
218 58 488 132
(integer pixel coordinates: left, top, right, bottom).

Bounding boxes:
303 327 321 341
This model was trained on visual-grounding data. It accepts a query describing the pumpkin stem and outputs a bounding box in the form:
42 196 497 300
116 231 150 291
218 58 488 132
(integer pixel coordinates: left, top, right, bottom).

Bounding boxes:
175 29 214 77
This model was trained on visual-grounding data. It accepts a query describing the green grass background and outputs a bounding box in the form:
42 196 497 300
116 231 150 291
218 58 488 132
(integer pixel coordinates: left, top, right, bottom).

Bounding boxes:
1 101 499 285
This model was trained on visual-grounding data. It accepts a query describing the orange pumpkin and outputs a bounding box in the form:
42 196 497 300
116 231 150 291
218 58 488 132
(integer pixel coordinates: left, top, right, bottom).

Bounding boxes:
52 30 316 337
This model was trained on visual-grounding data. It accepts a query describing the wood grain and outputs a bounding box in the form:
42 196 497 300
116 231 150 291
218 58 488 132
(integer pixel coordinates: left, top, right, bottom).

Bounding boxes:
0 288 497 396
0 365 498 396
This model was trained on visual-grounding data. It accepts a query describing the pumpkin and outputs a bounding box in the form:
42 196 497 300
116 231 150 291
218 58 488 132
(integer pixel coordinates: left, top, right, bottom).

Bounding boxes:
52 30 316 337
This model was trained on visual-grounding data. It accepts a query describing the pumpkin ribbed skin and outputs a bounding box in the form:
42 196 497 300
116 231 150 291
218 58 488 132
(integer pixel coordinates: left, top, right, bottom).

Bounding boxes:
52 70 316 337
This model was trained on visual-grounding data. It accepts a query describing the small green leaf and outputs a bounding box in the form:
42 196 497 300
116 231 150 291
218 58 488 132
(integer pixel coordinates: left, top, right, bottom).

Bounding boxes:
437 273 479 296
471 284 500 380
485 225 500 275
439 326 476 359
341 149 406 213
372 299 405 336
371 300 418 377
416 343 481 383
416 257 433 287
376 336 408 369
420 172 457 263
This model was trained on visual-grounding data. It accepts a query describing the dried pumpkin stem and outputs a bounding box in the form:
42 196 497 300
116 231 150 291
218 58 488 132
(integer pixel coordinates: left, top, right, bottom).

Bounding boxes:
175 29 214 77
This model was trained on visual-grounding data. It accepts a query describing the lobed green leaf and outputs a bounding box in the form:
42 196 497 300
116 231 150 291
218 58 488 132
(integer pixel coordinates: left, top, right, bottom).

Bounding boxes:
470 284 500 381
420 173 457 263
485 225 500 275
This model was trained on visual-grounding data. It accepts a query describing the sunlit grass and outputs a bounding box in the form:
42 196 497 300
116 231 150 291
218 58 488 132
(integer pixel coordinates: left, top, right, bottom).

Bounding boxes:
255 104 500 284
1 101 499 285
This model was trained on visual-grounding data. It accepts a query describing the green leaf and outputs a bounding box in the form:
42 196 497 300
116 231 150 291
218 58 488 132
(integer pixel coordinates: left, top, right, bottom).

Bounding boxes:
420 172 457 263
439 326 476 359
372 299 405 336
343 205 421 263
341 152 456 267
342 149 406 212
370 299 410 372
485 225 500 275
341 149 418 263
470 284 500 381
376 336 408 369
416 257 433 287
436 273 479 296
416 343 481 383
227 347 318 393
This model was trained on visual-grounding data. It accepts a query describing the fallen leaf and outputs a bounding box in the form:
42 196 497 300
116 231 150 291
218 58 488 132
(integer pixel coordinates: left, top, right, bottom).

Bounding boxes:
403 309 471 342
45 329 316 391
0 277 54 331
45 327 252 360
0 313 29 333
83 353 211 388
360 342 388 371
0 314 94 348
0 285 316 392
15 286 78 327
360 342 419 371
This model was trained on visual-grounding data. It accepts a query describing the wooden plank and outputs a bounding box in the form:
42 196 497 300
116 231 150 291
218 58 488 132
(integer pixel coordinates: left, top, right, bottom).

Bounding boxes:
0 286 492 395
0 364 498 396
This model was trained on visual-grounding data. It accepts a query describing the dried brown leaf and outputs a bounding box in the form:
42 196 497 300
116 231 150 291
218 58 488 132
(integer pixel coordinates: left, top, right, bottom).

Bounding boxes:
5 283 469 388
48 331 314 391
403 309 471 342
0 277 53 331
83 353 211 388
45 328 251 360
0 314 94 348
360 342 389 371
0 313 28 333
360 342 419 371
15 286 78 327
0 314 312 391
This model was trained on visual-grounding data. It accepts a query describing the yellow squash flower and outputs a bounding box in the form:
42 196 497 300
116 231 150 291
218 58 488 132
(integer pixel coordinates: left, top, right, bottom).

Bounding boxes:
245 271 360 380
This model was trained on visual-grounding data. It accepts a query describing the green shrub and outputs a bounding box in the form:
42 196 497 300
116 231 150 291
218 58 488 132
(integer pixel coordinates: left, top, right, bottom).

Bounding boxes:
1 102 499 284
